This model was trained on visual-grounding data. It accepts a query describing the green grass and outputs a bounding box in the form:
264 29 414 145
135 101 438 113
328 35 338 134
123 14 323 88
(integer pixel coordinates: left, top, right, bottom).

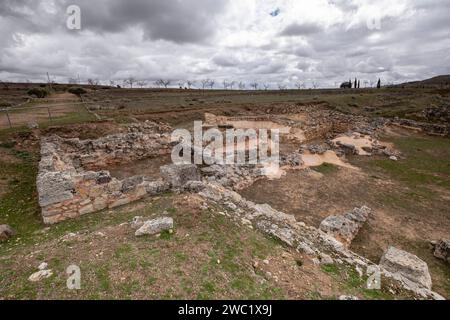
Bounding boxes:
313 163 339 175
0 149 42 239
375 136 449 186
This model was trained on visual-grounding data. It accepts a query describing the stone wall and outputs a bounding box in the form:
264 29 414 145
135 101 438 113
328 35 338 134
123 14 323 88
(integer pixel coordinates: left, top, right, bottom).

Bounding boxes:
37 122 172 224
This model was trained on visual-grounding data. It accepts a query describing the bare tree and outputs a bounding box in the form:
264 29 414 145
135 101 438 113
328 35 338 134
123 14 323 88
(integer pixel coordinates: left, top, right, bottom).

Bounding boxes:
250 82 258 90
229 81 236 90
87 79 100 87
177 81 184 89
238 82 246 90
201 79 210 90
262 83 270 90
137 80 148 88
155 79 171 88
278 84 287 90
208 79 215 89
295 82 306 89
109 80 116 87
124 77 136 88
311 81 319 89
186 80 195 89
223 80 230 90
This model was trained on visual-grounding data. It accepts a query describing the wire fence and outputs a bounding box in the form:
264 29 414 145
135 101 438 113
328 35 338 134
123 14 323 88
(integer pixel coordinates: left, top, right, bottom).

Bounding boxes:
0 101 100 129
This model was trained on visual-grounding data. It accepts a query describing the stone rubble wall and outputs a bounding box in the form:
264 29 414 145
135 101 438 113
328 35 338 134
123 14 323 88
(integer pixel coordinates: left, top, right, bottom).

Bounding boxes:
188 181 444 300
37 122 172 224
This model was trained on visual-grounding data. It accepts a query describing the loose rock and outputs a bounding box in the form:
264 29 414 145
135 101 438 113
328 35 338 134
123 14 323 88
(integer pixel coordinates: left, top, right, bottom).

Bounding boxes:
28 269 53 282
380 247 432 290
433 239 450 264
0 224 16 241
135 217 174 237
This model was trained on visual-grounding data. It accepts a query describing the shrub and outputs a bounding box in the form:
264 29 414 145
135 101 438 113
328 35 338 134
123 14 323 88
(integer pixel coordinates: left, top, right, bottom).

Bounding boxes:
68 87 87 97
27 87 49 98
0 100 12 108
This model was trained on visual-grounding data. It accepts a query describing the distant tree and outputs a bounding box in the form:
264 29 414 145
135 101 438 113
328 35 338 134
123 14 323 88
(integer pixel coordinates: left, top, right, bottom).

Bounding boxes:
87 79 99 88
278 84 287 90
223 80 230 90
229 81 236 90
137 80 148 88
201 79 210 90
155 79 171 88
250 82 258 90
311 81 319 89
295 82 303 89
354 77 357 89
124 77 136 88
357 80 360 89
238 82 246 90
377 78 381 89
186 80 195 89
109 80 116 87
208 80 215 89
263 83 270 90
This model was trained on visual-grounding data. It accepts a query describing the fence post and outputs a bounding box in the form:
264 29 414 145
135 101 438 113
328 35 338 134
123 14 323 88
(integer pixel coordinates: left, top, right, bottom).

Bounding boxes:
47 107 52 122
5 109 12 128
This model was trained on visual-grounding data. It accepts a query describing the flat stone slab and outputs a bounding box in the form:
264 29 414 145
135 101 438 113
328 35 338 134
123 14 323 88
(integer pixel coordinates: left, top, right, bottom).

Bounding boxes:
160 164 200 188
380 247 432 290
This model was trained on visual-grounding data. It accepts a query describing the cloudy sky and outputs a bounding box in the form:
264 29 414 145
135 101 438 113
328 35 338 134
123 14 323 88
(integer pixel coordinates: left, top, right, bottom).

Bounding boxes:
1 0 449 88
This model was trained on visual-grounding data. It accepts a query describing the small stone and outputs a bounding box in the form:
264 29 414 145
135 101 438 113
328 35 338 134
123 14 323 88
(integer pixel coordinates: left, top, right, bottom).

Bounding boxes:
433 239 450 264
28 269 53 282
38 262 48 270
130 216 145 229
389 156 398 161
135 217 174 237
320 253 334 265
263 259 270 265
27 122 39 129
339 295 359 300
0 225 16 241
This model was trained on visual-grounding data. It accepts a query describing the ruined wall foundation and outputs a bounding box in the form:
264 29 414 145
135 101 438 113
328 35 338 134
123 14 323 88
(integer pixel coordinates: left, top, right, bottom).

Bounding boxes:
37 122 173 224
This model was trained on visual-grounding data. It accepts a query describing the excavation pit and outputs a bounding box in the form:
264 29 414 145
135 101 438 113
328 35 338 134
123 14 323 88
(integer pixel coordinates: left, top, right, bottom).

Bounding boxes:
37 122 174 224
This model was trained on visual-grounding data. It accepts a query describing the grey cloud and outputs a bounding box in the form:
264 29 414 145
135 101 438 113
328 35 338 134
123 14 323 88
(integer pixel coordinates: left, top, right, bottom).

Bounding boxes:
279 22 323 37
67 0 228 44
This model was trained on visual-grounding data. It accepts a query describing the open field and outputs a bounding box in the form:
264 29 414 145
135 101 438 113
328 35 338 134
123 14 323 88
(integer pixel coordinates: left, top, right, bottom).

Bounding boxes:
0 84 449 300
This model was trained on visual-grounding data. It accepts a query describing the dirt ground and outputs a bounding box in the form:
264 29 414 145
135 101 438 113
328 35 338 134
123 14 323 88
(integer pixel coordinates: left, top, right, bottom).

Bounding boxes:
240 127 450 297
